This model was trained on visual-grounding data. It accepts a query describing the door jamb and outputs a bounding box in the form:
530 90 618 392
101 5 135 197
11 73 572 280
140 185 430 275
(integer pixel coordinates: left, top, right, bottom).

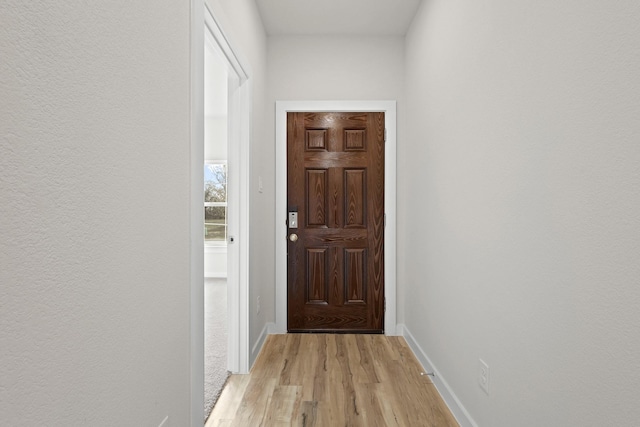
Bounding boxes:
274 101 397 335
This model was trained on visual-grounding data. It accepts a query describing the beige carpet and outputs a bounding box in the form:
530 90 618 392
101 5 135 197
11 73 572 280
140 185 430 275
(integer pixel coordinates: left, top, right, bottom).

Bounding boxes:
204 278 229 420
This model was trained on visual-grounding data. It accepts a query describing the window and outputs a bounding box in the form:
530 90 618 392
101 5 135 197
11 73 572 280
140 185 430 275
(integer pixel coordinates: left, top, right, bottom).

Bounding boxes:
204 162 227 244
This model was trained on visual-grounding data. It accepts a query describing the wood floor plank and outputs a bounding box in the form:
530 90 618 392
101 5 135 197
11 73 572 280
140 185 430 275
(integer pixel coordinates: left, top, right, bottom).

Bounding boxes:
354 382 387 427
372 359 416 426
335 335 361 426
233 377 277 425
374 382 403 427
299 400 318 427
311 334 328 402
279 334 301 386
369 333 402 361
298 335 319 401
205 374 250 425
262 385 301 426
206 334 459 427
344 334 378 385
252 335 287 378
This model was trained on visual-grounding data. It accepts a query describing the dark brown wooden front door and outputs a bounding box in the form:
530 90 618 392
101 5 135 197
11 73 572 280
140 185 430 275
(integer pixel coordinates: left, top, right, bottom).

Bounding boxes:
287 112 385 333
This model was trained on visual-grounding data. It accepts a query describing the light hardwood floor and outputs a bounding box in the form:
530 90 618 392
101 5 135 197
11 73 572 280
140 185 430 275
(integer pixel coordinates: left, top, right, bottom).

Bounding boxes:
205 334 458 426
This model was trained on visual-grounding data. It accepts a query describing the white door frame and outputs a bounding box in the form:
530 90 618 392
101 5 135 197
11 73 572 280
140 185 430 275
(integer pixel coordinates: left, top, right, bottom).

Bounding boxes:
189 1 204 423
191 3 251 425
274 101 397 336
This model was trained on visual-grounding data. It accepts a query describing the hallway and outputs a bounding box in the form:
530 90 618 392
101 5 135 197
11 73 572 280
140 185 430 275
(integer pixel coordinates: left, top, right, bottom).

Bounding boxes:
3 1 640 425
206 334 458 426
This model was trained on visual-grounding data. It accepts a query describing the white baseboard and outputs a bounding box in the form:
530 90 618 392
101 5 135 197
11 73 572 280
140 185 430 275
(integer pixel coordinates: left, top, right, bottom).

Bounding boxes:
250 322 276 368
399 324 478 427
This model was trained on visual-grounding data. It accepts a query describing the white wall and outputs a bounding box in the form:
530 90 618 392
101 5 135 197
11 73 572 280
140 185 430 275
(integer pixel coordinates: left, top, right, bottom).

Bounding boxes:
268 35 404 101
204 44 228 161
204 246 228 278
204 0 270 366
402 0 640 425
0 2 192 426
204 116 228 161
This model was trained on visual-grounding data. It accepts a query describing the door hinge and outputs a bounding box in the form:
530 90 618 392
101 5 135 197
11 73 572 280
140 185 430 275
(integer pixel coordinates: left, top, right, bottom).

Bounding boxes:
384 298 386 312
384 128 387 142
384 213 386 228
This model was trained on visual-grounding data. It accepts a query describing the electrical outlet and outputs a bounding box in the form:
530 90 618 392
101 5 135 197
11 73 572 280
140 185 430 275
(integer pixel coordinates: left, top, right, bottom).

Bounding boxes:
478 359 490 395
257 296 261 314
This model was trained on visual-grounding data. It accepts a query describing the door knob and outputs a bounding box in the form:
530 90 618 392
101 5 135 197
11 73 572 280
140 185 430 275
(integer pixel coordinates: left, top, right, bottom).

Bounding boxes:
289 233 298 242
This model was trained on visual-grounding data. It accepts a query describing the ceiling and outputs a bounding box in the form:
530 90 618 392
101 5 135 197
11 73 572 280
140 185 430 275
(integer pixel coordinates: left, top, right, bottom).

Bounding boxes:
254 0 422 36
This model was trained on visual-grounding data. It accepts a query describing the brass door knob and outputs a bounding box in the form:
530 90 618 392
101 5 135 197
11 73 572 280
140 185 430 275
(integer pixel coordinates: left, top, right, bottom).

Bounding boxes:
289 233 298 242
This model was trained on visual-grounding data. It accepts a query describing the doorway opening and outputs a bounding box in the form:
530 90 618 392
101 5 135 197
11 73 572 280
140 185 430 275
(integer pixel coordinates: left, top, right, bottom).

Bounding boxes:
203 28 230 416
203 0 250 375
275 101 398 336
192 3 251 424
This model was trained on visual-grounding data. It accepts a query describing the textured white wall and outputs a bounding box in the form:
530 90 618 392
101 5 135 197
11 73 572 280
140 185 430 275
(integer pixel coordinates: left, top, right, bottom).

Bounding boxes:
0 2 192 426
402 0 640 425
204 42 228 162
268 35 404 101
